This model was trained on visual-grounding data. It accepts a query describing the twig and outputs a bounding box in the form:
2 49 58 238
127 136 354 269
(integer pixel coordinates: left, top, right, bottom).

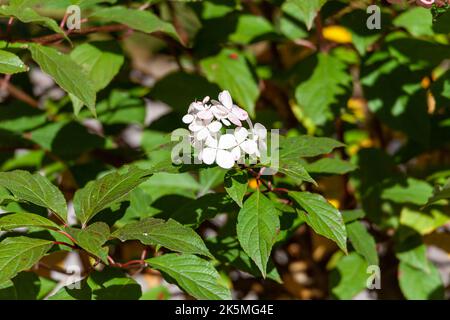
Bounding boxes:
0 78 39 108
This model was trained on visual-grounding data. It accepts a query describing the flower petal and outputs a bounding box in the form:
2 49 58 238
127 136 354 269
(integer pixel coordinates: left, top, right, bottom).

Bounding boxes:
218 134 237 149
221 118 231 126
182 114 194 124
227 113 242 126
202 147 217 165
216 150 235 169
234 127 248 144
231 146 241 161
197 110 214 121
207 121 222 133
253 123 267 139
218 90 233 109
240 140 258 155
197 127 210 141
203 96 210 104
231 106 248 121
188 121 203 132
192 101 205 111
205 135 218 148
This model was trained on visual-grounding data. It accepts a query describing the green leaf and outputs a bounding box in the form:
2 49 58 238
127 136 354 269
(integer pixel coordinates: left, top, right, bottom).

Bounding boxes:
113 218 212 258
381 178 433 206
0 236 53 284
0 5 65 36
200 48 259 117
304 158 357 175
395 228 429 273
277 158 316 185
70 42 124 92
199 167 226 196
0 212 60 231
347 221 378 266
278 135 344 160
87 268 142 300
289 191 347 253
29 44 96 111
330 252 368 299
295 53 351 125
400 207 450 235
73 165 154 225
285 0 327 30
67 222 110 263
0 50 28 74
48 280 92 300
224 169 248 207
393 7 434 37
398 261 444 300
426 178 450 206
228 15 275 44
237 190 280 277
0 272 57 300
90 6 179 41
147 253 231 300
0 170 67 223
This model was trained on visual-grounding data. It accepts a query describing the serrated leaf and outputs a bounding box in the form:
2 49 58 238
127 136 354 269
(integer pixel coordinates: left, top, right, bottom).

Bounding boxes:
277 159 316 185
147 253 231 300
289 191 347 253
0 237 53 284
29 44 96 111
0 50 28 74
67 222 110 263
90 6 179 41
113 218 212 258
73 166 154 225
200 49 259 117
0 212 60 231
224 169 248 207
237 190 280 277
70 42 124 92
295 53 351 125
398 260 444 300
285 0 327 30
347 221 378 266
0 170 67 223
0 5 65 36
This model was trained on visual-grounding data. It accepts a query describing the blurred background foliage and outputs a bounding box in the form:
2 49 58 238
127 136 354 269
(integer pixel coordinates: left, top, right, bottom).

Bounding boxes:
0 0 449 300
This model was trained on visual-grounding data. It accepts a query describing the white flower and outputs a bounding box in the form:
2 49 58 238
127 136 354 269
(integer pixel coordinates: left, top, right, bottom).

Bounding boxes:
230 127 258 161
250 123 267 157
188 118 222 141
213 90 249 126
200 134 238 169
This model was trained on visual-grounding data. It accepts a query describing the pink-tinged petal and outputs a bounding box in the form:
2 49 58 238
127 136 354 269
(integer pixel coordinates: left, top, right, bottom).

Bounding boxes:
202 147 217 165
240 140 258 154
207 121 222 133
234 127 248 144
211 105 229 119
221 118 231 126
192 101 205 111
197 110 214 120
197 127 210 141
231 146 241 161
205 136 218 148
203 96 210 104
253 123 267 139
216 150 235 169
182 114 194 124
231 106 248 121
218 134 237 149
189 121 203 132
227 113 242 126
218 90 233 109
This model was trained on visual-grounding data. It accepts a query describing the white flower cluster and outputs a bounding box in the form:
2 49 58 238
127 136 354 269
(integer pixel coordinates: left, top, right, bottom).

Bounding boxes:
183 90 267 169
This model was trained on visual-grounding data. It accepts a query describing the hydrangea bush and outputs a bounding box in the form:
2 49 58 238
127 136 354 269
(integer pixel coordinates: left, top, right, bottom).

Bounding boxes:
0 0 449 300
